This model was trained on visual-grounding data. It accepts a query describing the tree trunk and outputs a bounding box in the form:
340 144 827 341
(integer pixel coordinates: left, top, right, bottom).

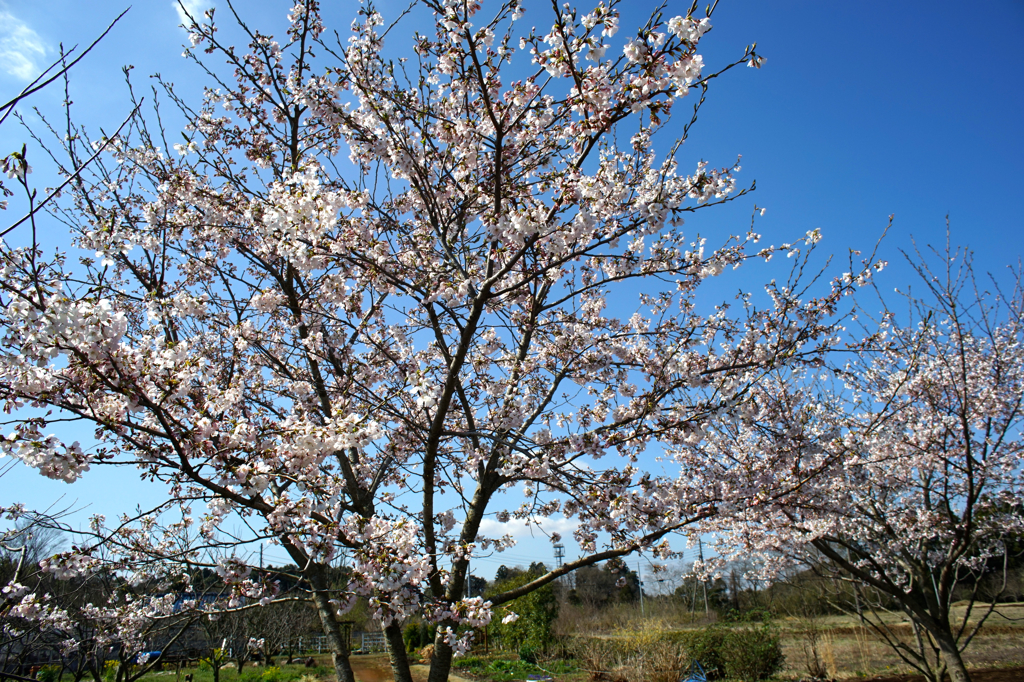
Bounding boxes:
932 627 971 682
425 631 453 682
307 585 355 682
383 623 414 682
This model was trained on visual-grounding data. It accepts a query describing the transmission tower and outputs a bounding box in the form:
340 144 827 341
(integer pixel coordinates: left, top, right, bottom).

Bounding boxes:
554 543 572 587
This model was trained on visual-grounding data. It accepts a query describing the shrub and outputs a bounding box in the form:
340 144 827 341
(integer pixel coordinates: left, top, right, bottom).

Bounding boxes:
452 656 486 673
482 658 545 682
518 645 538 664
418 622 434 649
540 659 577 674
671 627 726 680
259 666 283 682
37 665 61 682
403 621 419 652
488 573 559 653
614 628 688 682
722 608 773 624
567 636 617 676
569 630 686 682
720 624 784 682
570 626 779 682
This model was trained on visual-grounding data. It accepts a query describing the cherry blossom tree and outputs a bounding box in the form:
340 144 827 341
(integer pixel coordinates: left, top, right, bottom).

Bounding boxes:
693 247 1024 682
0 1 883 681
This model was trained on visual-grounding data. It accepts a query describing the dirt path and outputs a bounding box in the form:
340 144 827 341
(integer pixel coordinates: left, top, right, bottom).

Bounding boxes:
350 655 394 682
349 655 473 682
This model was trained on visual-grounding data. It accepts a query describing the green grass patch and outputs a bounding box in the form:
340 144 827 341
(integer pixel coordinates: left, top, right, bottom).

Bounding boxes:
452 653 577 682
136 662 331 682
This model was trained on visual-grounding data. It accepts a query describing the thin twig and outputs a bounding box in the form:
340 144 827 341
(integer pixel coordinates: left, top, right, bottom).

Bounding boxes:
0 100 142 240
0 8 131 127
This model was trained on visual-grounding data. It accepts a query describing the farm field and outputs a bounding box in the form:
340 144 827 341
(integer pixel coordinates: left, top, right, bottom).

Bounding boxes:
121 605 1024 682
773 604 1024 679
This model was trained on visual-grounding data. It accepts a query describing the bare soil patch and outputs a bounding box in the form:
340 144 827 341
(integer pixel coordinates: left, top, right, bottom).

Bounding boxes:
350 655 395 682
349 655 472 682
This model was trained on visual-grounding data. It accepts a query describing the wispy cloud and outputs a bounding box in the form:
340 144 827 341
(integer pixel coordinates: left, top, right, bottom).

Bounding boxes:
174 0 215 27
0 8 47 81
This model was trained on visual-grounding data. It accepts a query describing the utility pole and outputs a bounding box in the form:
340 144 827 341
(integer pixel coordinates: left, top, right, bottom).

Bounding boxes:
637 559 645 618
689 570 696 616
698 537 708 615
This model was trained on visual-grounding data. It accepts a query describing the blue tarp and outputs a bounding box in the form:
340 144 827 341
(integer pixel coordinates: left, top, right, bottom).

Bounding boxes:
680 660 707 682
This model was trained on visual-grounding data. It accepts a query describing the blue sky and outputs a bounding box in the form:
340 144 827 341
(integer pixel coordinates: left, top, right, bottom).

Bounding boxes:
1 0 1022 577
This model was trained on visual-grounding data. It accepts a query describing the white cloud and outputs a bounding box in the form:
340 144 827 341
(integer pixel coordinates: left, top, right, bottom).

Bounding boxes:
174 0 214 26
0 9 47 81
478 515 579 541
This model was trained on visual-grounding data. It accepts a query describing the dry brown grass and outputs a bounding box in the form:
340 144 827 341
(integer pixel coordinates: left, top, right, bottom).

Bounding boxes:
775 606 1024 679
560 603 1024 680
554 601 717 637
566 628 689 682
773 602 1024 631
